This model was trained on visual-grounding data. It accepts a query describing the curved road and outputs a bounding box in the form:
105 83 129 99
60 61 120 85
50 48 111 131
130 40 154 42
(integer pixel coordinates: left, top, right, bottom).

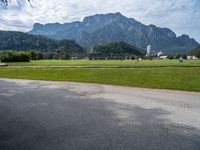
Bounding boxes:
0 78 200 150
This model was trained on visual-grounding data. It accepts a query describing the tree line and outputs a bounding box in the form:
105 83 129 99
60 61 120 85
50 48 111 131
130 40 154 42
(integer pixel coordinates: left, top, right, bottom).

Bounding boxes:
89 42 145 59
0 51 71 62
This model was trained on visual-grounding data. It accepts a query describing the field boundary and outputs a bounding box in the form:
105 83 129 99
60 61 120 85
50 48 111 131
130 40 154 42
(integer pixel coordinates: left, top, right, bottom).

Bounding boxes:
3 65 200 69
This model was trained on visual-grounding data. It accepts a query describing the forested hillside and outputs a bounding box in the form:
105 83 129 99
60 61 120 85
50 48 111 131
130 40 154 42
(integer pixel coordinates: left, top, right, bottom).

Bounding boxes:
0 31 84 55
90 42 144 58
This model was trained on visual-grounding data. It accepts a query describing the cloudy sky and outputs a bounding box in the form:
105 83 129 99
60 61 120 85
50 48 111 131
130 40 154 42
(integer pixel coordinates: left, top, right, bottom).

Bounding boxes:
0 0 199 42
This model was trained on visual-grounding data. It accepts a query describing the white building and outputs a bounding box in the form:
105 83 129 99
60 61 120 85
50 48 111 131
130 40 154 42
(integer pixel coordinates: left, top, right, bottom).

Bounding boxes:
160 56 168 60
146 45 151 57
187 56 198 60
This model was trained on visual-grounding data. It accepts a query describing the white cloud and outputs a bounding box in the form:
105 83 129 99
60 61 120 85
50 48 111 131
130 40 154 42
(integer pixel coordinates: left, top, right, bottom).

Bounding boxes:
0 0 199 42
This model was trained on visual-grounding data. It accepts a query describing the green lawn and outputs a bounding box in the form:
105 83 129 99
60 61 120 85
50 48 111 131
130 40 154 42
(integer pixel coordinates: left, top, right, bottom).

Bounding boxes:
5 59 200 68
0 67 200 92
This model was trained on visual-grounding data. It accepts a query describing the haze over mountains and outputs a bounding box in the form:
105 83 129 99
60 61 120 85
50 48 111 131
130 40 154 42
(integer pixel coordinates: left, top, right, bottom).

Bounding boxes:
29 12 199 54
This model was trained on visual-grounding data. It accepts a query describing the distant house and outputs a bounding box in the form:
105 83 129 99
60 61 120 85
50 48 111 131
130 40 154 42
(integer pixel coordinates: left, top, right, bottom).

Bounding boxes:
146 45 152 57
187 56 198 60
70 57 79 60
159 56 168 60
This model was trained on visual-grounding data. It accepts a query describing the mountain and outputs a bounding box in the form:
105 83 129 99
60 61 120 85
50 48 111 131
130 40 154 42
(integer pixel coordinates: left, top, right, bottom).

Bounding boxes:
0 30 84 54
29 12 199 54
91 42 144 58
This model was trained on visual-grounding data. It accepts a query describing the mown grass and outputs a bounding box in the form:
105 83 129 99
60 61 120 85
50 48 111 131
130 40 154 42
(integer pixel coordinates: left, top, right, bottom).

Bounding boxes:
0 67 200 92
5 59 200 67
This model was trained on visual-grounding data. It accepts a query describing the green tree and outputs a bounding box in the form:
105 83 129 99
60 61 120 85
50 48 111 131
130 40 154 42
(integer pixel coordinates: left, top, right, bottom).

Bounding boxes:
0 51 30 62
30 51 43 60
60 51 70 60
191 45 200 58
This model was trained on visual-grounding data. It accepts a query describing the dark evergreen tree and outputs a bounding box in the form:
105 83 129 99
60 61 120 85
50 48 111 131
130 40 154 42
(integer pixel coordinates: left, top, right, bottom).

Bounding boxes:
191 45 200 58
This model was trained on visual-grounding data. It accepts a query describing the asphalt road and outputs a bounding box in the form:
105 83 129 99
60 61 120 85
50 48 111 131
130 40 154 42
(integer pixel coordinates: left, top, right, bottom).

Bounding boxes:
0 78 200 150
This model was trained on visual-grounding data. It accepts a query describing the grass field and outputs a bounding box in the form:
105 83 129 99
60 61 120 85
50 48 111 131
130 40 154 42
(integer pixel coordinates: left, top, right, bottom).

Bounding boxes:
0 66 200 92
5 59 200 67
1 59 200 91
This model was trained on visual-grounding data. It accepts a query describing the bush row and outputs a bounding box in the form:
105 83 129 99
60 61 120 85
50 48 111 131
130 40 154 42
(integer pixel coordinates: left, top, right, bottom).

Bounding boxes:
0 51 30 62
0 50 71 62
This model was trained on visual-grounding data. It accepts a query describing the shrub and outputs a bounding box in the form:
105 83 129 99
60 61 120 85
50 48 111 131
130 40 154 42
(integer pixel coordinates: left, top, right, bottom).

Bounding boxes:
30 51 43 60
196 49 200 58
0 51 30 62
182 55 187 59
167 55 175 59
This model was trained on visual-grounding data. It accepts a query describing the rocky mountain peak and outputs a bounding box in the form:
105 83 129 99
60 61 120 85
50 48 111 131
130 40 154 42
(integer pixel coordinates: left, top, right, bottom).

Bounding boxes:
29 13 199 54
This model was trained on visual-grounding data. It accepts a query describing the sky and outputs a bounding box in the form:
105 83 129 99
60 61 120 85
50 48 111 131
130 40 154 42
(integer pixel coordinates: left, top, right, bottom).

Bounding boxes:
0 0 199 42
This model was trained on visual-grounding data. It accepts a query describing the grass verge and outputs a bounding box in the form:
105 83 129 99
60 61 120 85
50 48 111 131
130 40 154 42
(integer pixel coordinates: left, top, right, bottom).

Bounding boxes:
0 67 200 92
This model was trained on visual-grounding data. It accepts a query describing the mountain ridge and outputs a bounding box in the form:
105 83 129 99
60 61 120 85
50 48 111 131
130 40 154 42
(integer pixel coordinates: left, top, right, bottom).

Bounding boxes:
29 12 199 54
